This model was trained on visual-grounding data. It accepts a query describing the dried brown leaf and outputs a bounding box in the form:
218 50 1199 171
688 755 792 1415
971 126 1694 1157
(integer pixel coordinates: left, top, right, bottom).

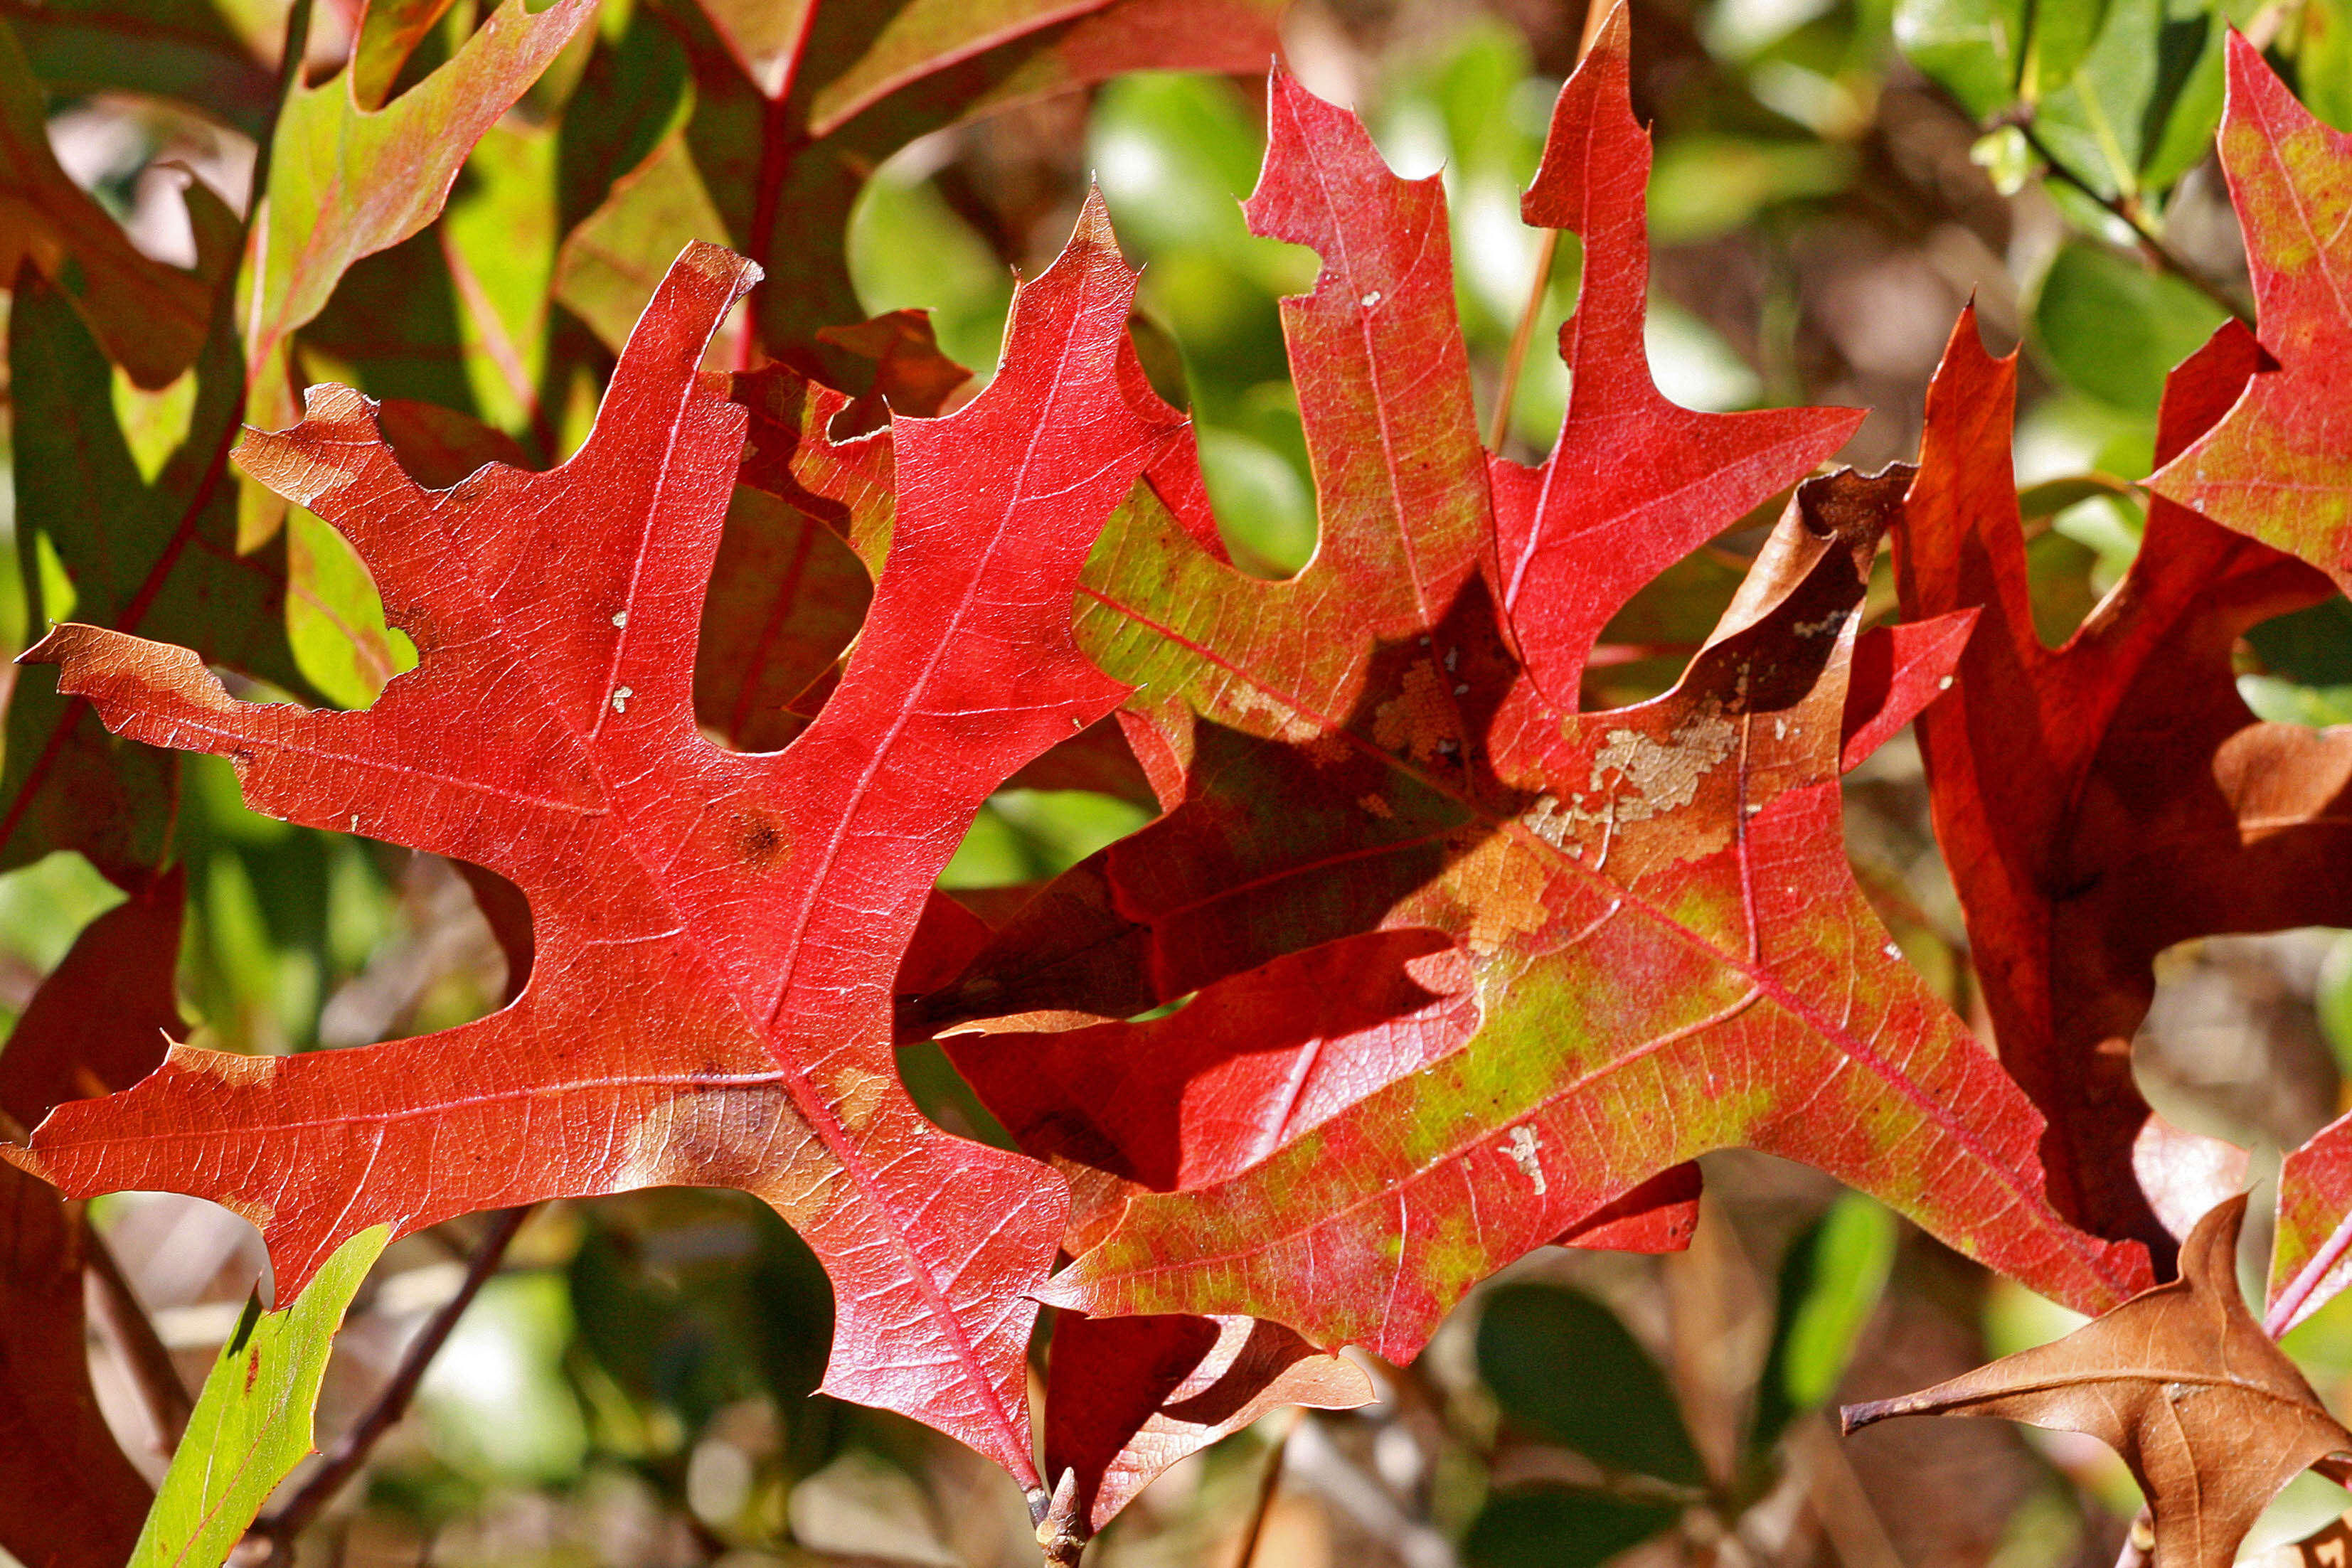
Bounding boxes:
1843 1195 2350 1568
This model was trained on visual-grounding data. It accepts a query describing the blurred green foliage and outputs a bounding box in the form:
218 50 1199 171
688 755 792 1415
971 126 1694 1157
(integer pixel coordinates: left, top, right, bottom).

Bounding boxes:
2033 240 2223 412
1465 1488 1683 1568
1476 1284 1703 1487
1752 1193 1898 1453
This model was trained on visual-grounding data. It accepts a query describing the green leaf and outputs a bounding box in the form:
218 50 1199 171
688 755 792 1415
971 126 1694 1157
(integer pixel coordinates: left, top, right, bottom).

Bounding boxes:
129 1226 389 1568
2033 0 2155 196
2247 595 2352 686
554 2 692 236
2021 0 2109 102
2032 239 2225 412
2141 11 2230 191
1972 124 2038 191
1894 0 2026 119
349 0 459 111
2017 471 2138 519
2305 0 2352 133
245 0 592 373
285 508 412 709
1648 137 1853 246
2237 675 2352 727
1753 1193 1898 1454
304 122 566 451
1476 1284 1703 1486
1898 0 2228 206
939 789 1152 890
3 274 301 877
553 0 1286 379
551 126 733 358
1464 1488 1683 1568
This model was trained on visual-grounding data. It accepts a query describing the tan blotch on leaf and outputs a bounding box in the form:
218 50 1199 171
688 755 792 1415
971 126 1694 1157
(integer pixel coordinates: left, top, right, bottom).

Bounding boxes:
1842 1194 2352 1568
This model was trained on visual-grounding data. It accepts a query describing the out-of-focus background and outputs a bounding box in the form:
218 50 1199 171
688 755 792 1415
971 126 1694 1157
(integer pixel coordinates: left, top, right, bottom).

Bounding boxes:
14 0 2352 1562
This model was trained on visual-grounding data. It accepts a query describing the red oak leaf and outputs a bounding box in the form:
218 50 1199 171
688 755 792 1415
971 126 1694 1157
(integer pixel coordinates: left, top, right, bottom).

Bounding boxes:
690 313 973 760
947 931 1479 1232
5 214 1178 1491
721 337 1182 811
2151 33 2352 592
948 929 1701 1255
1893 309 2352 1270
1031 464 2148 1355
887 12 2149 1365
0 274 304 882
1491 16 1868 709
954 929 1703 1541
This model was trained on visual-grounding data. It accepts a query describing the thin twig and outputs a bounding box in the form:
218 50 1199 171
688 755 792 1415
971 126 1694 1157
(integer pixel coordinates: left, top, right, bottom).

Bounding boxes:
1486 0 1617 454
1232 1407 1304 1568
82 1212 194 1452
249 1207 532 1560
2012 122 2255 327
1489 228 1561 453
1793 1416 1903 1568
0 1113 190 1447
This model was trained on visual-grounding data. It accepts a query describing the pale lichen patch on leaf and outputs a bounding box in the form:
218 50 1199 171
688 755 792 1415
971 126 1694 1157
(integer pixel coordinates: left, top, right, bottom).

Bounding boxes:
1587 705 1737 824
1502 1124 1547 1194
1519 794 1574 848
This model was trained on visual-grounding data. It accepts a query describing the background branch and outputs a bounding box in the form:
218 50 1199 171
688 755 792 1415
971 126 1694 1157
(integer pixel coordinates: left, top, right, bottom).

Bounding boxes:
247 1206 532 1563
2013 121 2255 326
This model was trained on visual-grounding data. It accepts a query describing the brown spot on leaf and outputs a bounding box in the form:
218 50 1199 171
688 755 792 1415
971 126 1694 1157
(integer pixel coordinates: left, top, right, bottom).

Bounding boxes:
732 809 789 868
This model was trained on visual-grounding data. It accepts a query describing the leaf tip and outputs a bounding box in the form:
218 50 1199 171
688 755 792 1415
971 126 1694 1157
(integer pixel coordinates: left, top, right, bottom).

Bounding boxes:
1588 0 1631 58
1523 0 1642 231
2219 23 2310 145
16 623 68 668
674 238 765 299
233 385 389 512
1068 185 1122 262
2223 26 2265 92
